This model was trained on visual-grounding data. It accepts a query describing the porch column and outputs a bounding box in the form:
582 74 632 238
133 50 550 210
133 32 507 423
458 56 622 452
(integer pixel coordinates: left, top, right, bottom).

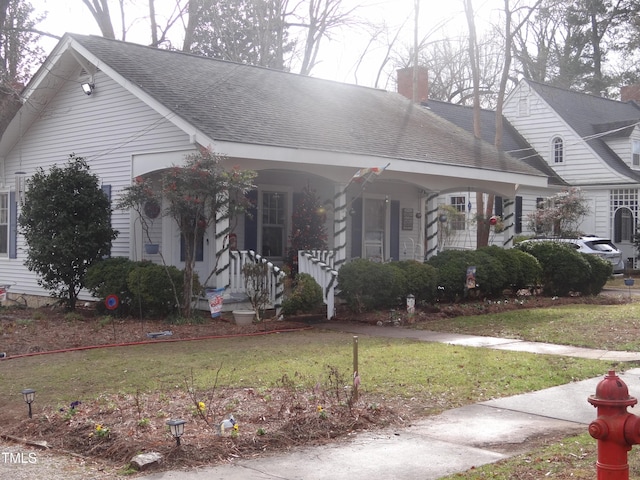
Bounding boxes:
215 191 231 289
333 184 348 269
425 192 440 260
502 197 515 249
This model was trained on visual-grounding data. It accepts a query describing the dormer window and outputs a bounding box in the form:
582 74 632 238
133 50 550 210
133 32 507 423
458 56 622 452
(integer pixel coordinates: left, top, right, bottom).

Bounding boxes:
552 136 564 163
633 140 640 167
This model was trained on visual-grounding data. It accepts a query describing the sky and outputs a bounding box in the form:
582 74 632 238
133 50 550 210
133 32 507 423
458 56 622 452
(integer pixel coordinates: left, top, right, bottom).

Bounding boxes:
34 0 504 89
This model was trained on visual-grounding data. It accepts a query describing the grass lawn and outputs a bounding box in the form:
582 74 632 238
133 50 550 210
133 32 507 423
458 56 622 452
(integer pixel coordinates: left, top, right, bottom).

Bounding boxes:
0 330 614 414
2 294 639 477
416 302 640 351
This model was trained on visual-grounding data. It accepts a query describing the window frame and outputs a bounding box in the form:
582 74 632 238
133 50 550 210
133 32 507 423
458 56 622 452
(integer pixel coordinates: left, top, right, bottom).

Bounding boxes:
450 196 466 231
552 136 564 164
0 192 8 257
632 139 640 167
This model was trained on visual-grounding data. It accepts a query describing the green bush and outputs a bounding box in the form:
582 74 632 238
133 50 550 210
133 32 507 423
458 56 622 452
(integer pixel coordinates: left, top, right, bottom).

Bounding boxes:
479 246 519 291
281 273 324 316
426 250 473 301
426 250 506 300
127 263 187 317
337 259 405 312
508 249 543 289
85 258 198 317
85 257 140 315
392 260 438 304
468 250 507 297
582 254 613 295
516 241 592 296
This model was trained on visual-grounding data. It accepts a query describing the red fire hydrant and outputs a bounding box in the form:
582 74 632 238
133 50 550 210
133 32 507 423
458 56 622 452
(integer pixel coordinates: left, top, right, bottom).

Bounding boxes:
588 370 640 479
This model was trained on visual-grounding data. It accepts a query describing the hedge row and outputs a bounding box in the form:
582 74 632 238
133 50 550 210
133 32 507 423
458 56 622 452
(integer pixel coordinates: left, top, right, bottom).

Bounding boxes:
337 245 612 312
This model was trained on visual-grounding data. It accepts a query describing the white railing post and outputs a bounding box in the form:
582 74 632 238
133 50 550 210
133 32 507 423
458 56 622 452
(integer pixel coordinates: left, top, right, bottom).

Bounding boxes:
299 250 338 319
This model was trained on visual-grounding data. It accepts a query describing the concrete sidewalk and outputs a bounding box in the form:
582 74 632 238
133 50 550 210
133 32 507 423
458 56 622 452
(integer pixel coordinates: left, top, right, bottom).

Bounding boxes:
316 322 640 362
140 323 640 480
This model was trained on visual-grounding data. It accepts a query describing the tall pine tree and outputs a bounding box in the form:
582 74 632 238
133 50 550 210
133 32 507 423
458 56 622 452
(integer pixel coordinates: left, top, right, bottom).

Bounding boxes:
286 185 328 274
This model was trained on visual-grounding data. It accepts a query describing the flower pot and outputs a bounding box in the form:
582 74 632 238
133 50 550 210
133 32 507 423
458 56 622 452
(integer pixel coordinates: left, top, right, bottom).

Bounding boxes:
145 244 159 255
624 278 635 287
233 310 255 325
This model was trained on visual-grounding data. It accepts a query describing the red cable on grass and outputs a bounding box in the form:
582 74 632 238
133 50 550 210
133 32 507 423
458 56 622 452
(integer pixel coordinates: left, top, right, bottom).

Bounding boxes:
1 325 313 361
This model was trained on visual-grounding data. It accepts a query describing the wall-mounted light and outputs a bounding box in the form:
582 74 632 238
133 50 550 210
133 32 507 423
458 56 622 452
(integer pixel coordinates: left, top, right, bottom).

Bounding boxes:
81 83 95 95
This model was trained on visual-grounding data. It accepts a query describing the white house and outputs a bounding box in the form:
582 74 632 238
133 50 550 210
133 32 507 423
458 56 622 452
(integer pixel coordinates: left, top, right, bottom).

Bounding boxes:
0 34 549 311
503 79 640 265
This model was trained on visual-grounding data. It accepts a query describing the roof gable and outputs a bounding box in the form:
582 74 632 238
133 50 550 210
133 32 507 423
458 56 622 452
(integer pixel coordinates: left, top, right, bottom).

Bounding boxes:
425 99 566 186
525 80 640 180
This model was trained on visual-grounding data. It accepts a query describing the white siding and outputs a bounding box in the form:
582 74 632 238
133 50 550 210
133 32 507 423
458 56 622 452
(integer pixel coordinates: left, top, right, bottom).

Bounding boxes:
504 83 630 185
1 70 194 298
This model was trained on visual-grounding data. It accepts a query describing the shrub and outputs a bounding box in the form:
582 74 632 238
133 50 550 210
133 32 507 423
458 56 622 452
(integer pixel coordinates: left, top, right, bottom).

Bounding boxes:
467 250 507 297
508 249 543 289
85 257 139 314
516 241 592 296
582 254 613 295
337 259 405 312
426 249 506 300
479 246 519 291
127 263 189 317
392 260 438 304
426 250 473 301
281 273 324 316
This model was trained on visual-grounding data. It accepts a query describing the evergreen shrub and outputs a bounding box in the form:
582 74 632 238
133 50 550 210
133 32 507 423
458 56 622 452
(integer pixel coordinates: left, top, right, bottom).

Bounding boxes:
281 273 324 315
337 259 405 312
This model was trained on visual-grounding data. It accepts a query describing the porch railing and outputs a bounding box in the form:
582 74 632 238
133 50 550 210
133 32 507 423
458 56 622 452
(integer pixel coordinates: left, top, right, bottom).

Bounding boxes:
229 250 286 315
298 250 338 319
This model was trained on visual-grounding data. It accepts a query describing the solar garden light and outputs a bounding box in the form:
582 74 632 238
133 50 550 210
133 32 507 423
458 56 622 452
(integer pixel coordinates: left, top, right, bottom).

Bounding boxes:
166 419 187 446
21 389 36 418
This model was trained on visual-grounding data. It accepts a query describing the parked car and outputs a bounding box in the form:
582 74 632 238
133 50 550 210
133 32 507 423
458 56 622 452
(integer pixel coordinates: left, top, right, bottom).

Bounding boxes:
519 236 625 273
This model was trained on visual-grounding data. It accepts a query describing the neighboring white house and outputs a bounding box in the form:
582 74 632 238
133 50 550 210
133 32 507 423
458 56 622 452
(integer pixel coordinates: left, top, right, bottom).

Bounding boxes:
503 79 640 266
0 34 548 306
423 77 640 267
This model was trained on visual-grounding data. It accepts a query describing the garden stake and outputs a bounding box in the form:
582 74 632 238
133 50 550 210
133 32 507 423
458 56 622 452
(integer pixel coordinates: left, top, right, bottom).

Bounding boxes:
353 336 359 402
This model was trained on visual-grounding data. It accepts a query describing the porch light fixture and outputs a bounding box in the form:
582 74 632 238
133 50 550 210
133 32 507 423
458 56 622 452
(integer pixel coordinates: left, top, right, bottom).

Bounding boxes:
81 82 95 95
166 419 186 446
21 388 36 418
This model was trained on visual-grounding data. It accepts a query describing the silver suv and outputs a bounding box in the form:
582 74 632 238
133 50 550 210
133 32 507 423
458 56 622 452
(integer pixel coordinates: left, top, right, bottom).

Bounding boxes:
520 236 625 273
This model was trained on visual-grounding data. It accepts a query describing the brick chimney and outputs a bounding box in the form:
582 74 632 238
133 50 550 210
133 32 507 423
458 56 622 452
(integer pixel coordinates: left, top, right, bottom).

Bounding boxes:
396 66 428 103
621 84 640 103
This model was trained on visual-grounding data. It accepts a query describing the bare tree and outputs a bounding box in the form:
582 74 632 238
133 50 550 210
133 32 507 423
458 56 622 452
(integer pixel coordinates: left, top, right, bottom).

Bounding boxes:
81 0 115 39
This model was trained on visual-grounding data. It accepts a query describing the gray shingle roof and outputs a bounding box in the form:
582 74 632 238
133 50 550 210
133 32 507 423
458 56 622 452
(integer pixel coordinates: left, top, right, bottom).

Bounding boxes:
425 99 567 186
69 34 544 179
527 80 640 181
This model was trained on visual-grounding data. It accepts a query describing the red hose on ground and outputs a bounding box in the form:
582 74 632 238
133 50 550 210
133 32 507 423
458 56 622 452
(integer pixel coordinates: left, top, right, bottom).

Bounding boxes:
0 325 313 361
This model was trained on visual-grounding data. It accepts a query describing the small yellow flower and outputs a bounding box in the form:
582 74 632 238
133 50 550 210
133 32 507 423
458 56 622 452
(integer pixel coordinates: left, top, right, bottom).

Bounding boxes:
317 405 324 413
197 401 206 412
95 424 103 432
233 423 239 431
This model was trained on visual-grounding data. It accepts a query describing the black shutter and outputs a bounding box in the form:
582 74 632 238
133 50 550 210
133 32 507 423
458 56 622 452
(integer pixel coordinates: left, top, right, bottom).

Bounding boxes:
494 196 503 217
244 190 258 251
390 200 400 261
350 197 362 258
515 196 523 234
9 191 17 259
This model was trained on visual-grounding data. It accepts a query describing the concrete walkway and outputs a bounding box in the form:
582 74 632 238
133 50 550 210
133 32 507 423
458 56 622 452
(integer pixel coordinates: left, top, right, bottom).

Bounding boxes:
141 323 640 480
315 322 640 362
